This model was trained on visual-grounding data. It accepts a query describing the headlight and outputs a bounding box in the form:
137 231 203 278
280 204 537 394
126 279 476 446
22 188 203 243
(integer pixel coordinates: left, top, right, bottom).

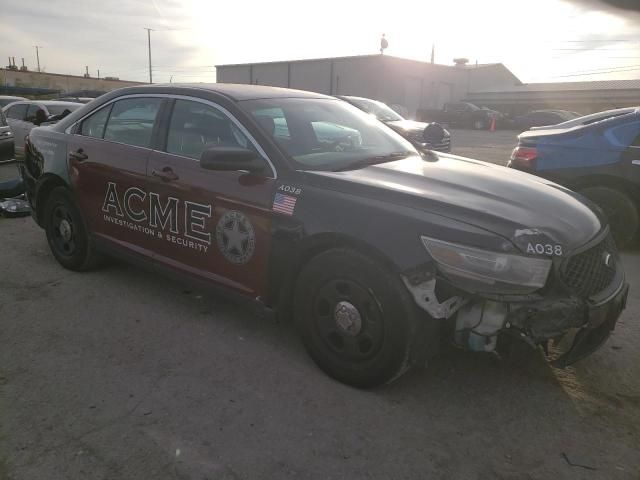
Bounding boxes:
421 236 552 294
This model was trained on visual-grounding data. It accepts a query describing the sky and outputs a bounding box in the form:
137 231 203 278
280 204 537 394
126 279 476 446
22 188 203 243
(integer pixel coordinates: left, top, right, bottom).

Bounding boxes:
0 0 639 85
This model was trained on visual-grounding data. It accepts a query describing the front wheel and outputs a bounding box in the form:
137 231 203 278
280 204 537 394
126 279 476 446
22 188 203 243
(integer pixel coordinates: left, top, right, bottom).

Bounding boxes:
579 186 639 248
44 187 102 271
294 248 417 388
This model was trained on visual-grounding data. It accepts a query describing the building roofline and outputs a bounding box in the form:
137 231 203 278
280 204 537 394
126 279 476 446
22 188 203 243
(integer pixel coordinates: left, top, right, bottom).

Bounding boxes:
216 53 472 69
0 68 144 84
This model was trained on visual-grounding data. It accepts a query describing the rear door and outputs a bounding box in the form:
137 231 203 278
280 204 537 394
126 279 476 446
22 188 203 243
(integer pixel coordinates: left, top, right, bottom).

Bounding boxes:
146 97 277 298
68 96 164 258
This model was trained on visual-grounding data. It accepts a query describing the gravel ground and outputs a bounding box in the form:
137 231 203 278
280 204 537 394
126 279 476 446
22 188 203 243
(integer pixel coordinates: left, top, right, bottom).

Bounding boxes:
1 131 639 479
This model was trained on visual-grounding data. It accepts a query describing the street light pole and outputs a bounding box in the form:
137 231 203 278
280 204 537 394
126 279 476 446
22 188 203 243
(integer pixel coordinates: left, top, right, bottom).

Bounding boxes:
144 28 153 84
34 45 42 72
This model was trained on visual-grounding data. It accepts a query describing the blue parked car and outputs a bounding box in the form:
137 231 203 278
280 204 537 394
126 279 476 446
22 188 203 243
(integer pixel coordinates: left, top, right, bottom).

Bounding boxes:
509 107 640 247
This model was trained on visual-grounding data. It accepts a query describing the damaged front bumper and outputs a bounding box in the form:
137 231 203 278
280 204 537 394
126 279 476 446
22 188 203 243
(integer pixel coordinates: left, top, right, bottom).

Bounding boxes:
402 273 629 368
546 281 628 367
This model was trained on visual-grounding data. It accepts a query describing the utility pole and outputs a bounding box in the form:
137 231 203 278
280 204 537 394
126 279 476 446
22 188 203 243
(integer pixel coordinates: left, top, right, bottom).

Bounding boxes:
144 28 153 84
34 45 43 72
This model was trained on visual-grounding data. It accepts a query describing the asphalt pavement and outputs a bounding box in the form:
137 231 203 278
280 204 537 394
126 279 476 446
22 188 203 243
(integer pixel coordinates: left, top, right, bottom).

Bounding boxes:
1 219 639 480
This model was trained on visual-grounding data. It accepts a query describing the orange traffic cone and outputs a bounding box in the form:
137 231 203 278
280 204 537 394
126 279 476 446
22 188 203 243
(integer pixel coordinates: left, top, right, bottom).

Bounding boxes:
490 117 496 132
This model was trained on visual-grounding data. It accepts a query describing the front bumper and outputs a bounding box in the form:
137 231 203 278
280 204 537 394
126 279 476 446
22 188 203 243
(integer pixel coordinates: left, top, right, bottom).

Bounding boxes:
549 281 628 367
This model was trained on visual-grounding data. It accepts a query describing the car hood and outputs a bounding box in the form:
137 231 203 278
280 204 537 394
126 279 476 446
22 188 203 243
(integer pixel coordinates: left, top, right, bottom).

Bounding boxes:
308 153 603 254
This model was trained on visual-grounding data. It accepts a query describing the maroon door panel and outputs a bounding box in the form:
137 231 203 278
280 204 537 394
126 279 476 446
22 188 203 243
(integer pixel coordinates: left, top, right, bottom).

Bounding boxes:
146 151 275 298
68 136 152 257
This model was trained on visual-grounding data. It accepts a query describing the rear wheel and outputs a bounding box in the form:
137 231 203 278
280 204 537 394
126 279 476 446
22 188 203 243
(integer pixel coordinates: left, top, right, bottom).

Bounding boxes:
579 186 639 248
44 187 102 271
473 119 485 130
294 248 417 388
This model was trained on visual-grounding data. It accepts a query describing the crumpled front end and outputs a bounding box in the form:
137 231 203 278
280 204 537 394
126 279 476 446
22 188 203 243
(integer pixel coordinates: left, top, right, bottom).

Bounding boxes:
403 230 628 367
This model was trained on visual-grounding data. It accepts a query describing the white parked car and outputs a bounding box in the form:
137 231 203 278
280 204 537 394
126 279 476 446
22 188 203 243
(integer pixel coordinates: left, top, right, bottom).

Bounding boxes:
2 101 82 157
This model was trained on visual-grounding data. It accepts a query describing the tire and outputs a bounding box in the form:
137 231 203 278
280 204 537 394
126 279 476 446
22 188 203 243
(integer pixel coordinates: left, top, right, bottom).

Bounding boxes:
579 186 639 248
294 248 417 388
44 186 102 271
473 119 486 130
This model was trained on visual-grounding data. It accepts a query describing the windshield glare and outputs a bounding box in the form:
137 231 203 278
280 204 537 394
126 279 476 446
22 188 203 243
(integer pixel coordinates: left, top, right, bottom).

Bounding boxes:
346 97 404 122
241 98 416 171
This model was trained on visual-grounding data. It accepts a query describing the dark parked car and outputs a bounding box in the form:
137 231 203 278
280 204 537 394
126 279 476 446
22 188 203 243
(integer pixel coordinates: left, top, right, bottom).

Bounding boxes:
338 95 451 152
509 107 640 247
3 100 82 157
512 110 580 131
420 101 502 130
20 84 627 387
0 109 14 162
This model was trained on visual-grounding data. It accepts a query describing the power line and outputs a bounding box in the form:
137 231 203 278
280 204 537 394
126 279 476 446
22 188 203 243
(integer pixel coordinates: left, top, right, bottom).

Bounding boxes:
552 67 640 78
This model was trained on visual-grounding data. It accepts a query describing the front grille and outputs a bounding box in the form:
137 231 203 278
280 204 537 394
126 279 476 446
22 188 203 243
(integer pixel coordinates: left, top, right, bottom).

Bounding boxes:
559 235 617 298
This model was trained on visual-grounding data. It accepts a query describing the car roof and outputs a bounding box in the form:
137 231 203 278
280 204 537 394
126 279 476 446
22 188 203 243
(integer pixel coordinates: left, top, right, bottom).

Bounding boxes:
116 83 333 101
39 100 83 107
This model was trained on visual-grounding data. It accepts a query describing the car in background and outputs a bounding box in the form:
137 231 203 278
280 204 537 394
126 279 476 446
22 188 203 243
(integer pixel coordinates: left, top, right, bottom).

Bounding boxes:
509 107 640 247
530 107 635 131
419 101 502 130
57 96 95 104
338 95 451 152
0 96 27 108
2 100 82 157
0 109 14 162
512 110 580 131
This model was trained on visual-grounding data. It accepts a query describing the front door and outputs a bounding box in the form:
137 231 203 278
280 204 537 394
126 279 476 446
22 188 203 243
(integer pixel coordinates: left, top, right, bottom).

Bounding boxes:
68 96 164 257
146 98 276 298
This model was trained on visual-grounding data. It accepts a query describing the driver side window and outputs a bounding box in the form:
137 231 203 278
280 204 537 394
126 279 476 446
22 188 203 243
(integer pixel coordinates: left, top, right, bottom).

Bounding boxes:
165 99 254 160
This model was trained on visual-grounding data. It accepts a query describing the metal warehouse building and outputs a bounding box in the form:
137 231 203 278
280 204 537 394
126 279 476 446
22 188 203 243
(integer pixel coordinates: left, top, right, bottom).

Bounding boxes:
216 54 521 118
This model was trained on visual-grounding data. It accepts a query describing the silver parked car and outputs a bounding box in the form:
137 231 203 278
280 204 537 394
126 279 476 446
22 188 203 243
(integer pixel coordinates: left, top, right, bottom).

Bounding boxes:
2 100 82 157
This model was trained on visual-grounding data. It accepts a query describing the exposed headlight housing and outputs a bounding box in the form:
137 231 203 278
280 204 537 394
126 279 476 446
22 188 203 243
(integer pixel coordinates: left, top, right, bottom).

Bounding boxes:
421 236 552 294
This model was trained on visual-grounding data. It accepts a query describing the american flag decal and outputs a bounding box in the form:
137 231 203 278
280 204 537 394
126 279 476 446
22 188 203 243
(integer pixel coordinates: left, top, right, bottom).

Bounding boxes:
272 193 297 215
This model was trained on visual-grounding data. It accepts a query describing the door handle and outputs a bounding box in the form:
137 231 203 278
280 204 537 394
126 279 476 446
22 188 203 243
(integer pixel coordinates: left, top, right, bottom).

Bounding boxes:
69 148 88 162
152 167 179 182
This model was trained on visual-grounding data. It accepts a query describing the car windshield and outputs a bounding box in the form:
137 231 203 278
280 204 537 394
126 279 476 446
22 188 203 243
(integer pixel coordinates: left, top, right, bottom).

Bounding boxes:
241 97 416 171
345 97 404 122
46 104 81 116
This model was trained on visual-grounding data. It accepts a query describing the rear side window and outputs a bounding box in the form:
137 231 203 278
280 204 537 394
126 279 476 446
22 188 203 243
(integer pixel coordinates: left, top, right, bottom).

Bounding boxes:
103 98 162 148
165 99 252 159
80 105 112 138
6 104 27 120
25 104 44 123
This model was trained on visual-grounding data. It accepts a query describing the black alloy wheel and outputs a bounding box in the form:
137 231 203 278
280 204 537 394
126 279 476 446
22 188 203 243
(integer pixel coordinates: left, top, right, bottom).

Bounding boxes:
294 248 418 388
44 187 102 271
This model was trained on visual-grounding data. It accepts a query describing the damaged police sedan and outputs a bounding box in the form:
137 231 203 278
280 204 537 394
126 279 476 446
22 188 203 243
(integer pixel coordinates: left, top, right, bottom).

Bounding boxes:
20 84 628 388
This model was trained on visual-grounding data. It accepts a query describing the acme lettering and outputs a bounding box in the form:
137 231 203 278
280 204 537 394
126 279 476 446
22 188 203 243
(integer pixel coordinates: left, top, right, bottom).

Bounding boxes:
102 182 212 246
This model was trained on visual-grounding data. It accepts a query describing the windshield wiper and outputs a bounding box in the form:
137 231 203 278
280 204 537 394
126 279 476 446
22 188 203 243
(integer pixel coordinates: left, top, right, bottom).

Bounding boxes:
333 151 414 172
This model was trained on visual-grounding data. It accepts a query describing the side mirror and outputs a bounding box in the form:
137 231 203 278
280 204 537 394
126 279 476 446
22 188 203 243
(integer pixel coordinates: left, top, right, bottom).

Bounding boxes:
199 146 265 174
